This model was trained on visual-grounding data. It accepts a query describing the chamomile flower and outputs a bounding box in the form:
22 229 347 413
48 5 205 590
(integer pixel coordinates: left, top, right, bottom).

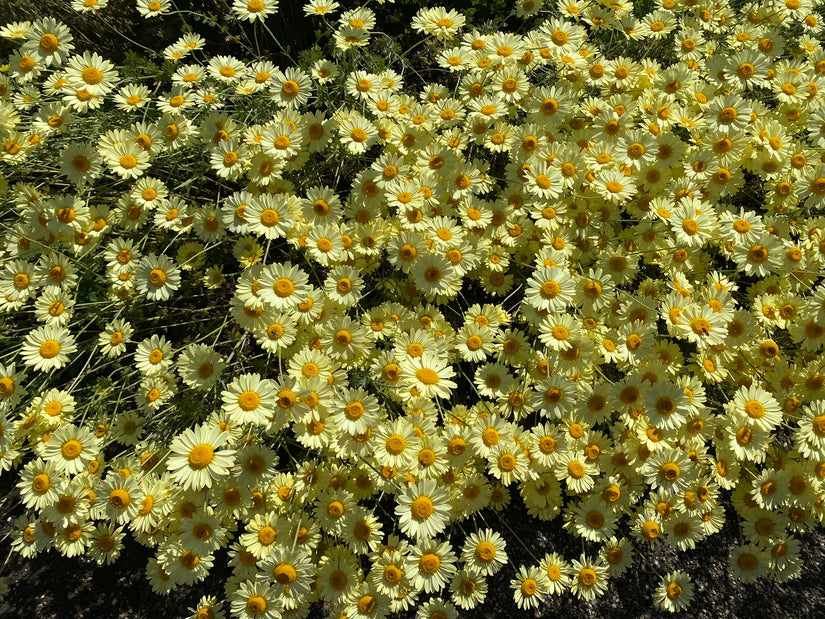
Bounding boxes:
65 52 117 95
407 539 457 595
0 260 37 302
23 18 74 66
258 262 310 311
59 143 102 184
399 353 457 399
570 554 609 600
412 7 466 40
304 0 340 16
245 194 292 240
510 565 549 610
137 0 171 17
188 597 226 619
88 523 125 566
450 569 486 610
167 424 236 491
272 68 312 109
707 94 751 134
523 161 563 200
555 450 598 494
305 224 344 266
177 344 225 389
525 266 574 312
593 168 636 203
396 479 451 541
258 546 314 603
33 286 74 326
232 0 279 22
135 335 173 376
325 265 363 307
455 530 506 578
99 473 144 524
373 417 421 470
21 325 76 372
727 385 783 432
102 141 151 179
725 50 769 91
655 570 694 613
54 521 95 558
794 401 825 458
330 387 379 436
338 114 378 154
487 441 531 486
530 556 569 599
642 448 695 496
179 508 227 555
568 496 618 542
221 373 276 427
114 84 151 110
644 381 689 431
17 458 62 510
98 319 133 358
41 424 100 475
135 254 181 301
729 544 768 584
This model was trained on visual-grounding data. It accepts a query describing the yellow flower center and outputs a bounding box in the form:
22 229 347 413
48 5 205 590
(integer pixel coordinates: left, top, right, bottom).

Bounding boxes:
40 340 61 359
246 595 267 615
109 488 131 509
385 434 407 455
40 33 60 53
415 368 440 385
273 563 298 585
737 63 755 80
119 154 137 170
148 269 167 288
605 180 623 193
420 553 441 574
14 273 30 289
411 496 434 519
81 67 103 85
641 520 660 540
336 278 352 294
466 335 483 351
744 400 765 419
188 444 215 470
659 463 680 482
237 390 261 411
273 278 294 297
498 453 517 472
247 0 265 13
260 209 280 227
61 439 82 460
534 174 552 189
521 578 538 595
567 461 585 479
277 81 300 100
655 396 676 416
327 500 345 519
718 107 738 123
32 474 51 494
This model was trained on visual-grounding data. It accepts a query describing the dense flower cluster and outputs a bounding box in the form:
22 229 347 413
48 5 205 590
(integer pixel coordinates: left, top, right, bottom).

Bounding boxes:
1 0 825 617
